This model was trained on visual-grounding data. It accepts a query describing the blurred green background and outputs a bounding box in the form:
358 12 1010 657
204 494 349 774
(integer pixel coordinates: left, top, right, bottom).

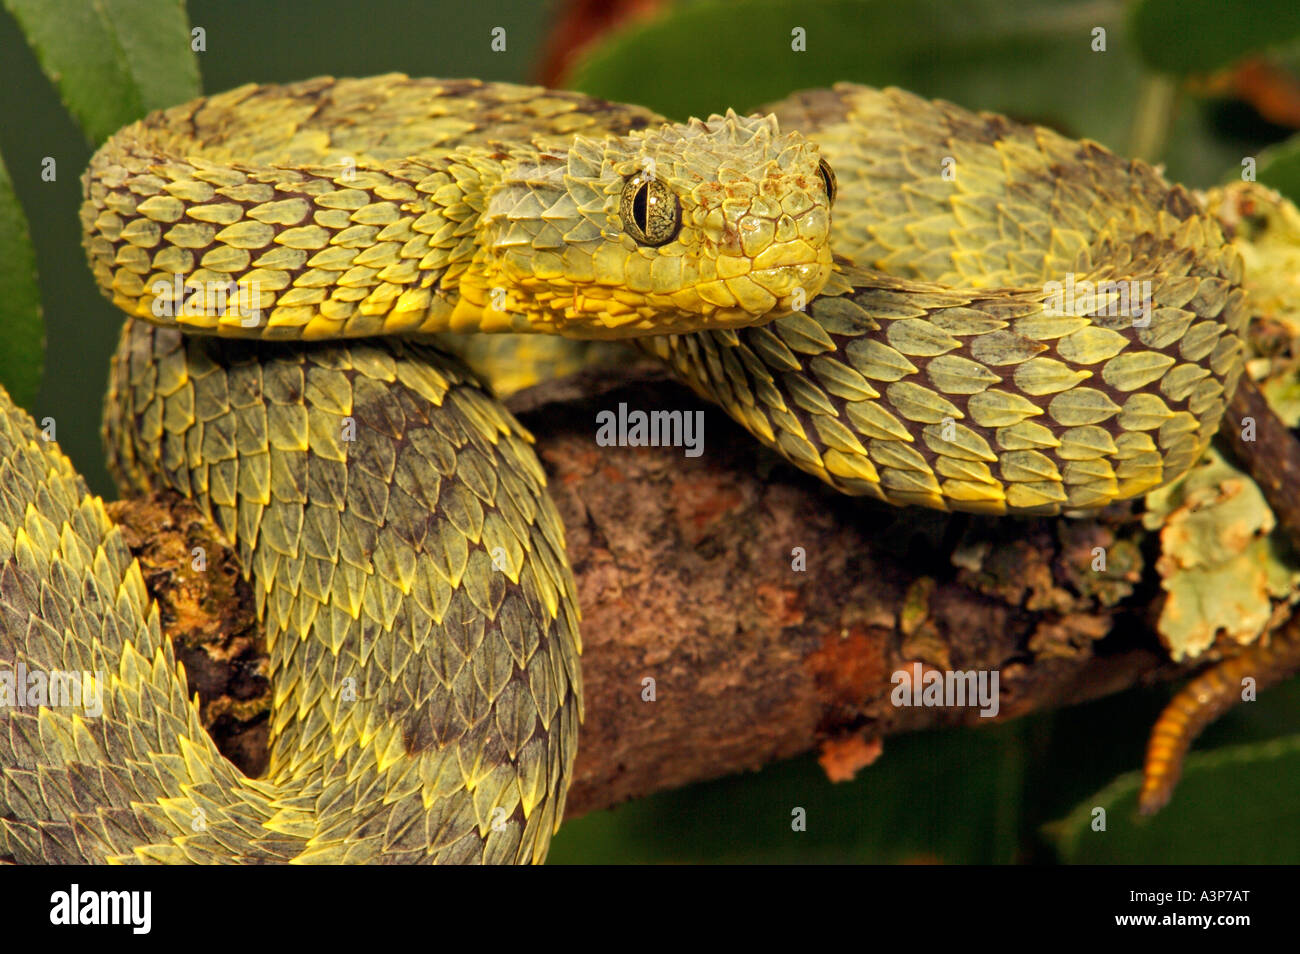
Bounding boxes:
2 0 1300 862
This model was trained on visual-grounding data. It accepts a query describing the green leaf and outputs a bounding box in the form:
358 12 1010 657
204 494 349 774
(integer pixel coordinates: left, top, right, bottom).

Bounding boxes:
570 0 1143 154
0 151 44 410
550 722 1028 864
1045 733 1300 863
2 0 200 143
1257 132 1300 206
1130 0 1300 75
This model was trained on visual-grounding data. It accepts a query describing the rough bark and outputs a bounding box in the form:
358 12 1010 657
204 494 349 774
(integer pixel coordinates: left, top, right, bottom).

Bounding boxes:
105 366 1255 819
1225 374 1300 554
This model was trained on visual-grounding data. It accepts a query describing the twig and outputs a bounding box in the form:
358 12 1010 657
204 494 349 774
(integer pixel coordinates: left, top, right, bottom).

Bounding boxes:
1224 374 1300 553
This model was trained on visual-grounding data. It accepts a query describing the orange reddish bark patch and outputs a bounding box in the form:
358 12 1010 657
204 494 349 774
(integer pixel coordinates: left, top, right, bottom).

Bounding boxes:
546 446 603 483
672 479 744 534
803 627 891 713
817 733 883 782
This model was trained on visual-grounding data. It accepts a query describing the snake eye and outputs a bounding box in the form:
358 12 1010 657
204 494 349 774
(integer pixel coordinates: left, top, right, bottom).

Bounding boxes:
620 175 681 247
817 158 837 205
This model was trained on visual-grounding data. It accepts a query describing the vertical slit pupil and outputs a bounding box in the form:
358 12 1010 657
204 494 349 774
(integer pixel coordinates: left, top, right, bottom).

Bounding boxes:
633 184 649 231
818 160 836 204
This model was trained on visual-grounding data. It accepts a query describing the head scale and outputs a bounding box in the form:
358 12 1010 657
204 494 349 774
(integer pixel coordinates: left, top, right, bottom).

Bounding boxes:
475 110 836 337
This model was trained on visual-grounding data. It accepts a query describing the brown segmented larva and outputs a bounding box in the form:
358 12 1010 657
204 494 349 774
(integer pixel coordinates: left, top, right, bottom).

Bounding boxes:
1139 624 1300 814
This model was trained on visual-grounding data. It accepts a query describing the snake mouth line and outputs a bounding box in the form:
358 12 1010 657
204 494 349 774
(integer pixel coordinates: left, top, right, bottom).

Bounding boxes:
486 256 834 339
749 260 832 299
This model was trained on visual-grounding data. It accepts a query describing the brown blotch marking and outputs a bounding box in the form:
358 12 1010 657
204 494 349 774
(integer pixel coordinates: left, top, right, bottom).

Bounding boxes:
402 711 436 755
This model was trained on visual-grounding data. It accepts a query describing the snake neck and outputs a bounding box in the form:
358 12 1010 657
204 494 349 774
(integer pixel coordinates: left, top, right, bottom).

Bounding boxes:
82 79 838 345
445 148 594 337
82 138 546 340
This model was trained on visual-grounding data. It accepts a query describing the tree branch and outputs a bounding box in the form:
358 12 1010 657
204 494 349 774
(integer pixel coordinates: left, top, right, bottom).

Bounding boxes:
1226 374 1300 554
107 367 1260 818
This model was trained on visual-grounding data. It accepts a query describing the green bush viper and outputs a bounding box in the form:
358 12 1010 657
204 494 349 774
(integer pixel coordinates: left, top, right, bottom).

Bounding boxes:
0 75 1248 863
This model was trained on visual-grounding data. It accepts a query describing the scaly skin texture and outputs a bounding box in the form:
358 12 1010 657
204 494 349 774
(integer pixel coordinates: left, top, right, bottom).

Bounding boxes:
1 327 580 863
0 77 1262 863
12 75 831 864
643 85 1249 514
0 382 304 863
103 325 581 863
81 74 834 340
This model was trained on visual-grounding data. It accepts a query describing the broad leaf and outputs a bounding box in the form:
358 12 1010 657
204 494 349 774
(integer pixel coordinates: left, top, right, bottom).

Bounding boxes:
1047 733 1300 863
3 0 200 143
1130 0 1300 76
0 150 43 409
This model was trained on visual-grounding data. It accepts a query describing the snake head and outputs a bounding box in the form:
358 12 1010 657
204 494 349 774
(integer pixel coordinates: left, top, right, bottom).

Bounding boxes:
473 111 835 338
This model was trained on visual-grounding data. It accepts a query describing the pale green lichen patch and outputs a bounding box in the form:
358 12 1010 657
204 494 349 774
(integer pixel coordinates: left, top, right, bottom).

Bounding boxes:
1144 444 1300 661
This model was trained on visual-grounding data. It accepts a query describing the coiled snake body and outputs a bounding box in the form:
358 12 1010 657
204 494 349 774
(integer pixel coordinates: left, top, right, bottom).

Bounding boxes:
0 75 1248 862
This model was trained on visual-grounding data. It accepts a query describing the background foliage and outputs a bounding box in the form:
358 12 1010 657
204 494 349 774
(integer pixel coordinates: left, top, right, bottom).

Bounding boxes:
1 0 1298 863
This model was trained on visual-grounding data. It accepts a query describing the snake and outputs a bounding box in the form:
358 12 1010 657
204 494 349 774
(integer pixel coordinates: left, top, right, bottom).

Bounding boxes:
0 74 1255 863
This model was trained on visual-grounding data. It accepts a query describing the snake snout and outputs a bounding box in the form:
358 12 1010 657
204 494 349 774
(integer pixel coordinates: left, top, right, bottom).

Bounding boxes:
700 175 834 316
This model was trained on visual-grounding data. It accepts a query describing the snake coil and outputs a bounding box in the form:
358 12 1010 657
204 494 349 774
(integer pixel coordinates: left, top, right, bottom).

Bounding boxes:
1 76 1249 863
